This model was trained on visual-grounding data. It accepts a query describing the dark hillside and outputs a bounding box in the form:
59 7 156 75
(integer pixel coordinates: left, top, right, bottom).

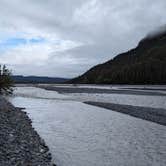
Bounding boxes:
12 75 69 84
70 31 166 84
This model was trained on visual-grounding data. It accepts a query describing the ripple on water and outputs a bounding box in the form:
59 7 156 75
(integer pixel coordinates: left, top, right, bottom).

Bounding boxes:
10 87 166 166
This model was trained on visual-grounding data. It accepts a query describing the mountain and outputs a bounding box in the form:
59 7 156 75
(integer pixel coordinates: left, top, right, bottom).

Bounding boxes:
70 30 166 84
12 75 69 84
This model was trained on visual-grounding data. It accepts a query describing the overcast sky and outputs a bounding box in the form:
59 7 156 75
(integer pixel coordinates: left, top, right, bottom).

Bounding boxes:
0 0 166 78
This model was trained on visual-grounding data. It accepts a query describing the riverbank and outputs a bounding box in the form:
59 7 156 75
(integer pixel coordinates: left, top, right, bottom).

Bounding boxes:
0 96 55 166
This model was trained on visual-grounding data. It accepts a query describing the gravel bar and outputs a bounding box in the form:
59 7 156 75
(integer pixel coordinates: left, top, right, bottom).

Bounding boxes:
85 101 166 126
39 86 166 96
0 96 55 166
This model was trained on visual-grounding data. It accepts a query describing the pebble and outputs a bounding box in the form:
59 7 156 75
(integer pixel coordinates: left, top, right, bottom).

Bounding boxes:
0 96 55 166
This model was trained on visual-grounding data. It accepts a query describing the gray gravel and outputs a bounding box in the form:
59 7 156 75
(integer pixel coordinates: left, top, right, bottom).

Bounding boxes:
0 96 55 166
38 86 166 96
85 101 166 126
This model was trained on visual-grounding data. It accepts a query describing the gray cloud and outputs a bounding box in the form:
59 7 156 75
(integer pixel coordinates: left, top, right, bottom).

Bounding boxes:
0 0 166 77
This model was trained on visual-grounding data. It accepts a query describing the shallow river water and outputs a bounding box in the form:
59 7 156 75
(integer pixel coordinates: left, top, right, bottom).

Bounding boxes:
10 87 166 166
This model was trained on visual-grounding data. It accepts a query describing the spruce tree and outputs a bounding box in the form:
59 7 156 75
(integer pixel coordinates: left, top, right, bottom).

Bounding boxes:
0 65 13 95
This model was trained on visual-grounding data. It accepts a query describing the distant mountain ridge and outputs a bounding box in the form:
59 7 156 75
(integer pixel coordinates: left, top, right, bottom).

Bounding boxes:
12 75 69 84
70 30 166 84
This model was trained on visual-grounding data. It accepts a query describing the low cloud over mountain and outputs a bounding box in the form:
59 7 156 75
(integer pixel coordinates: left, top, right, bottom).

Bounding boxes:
0 0 166 77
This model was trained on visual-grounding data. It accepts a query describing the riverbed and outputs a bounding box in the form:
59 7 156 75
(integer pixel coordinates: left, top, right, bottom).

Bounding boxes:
10 86 166 166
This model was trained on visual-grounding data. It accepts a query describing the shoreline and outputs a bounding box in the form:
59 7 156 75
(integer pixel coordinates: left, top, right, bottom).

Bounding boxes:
0 96 55 166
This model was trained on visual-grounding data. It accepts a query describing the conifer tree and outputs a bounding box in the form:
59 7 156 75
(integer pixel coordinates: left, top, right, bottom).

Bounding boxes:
0 65 13 95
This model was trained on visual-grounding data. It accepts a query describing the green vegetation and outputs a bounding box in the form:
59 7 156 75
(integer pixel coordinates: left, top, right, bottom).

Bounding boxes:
70 31 166 84
0 65 13 94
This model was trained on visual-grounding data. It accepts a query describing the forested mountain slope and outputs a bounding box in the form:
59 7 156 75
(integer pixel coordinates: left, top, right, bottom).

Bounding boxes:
12 75 68 84
70 31 166 84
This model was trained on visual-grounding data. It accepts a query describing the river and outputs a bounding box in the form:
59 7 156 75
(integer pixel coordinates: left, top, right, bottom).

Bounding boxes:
10 86 166 166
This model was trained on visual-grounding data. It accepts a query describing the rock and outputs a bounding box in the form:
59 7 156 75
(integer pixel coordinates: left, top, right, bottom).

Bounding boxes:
0 96 55 166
